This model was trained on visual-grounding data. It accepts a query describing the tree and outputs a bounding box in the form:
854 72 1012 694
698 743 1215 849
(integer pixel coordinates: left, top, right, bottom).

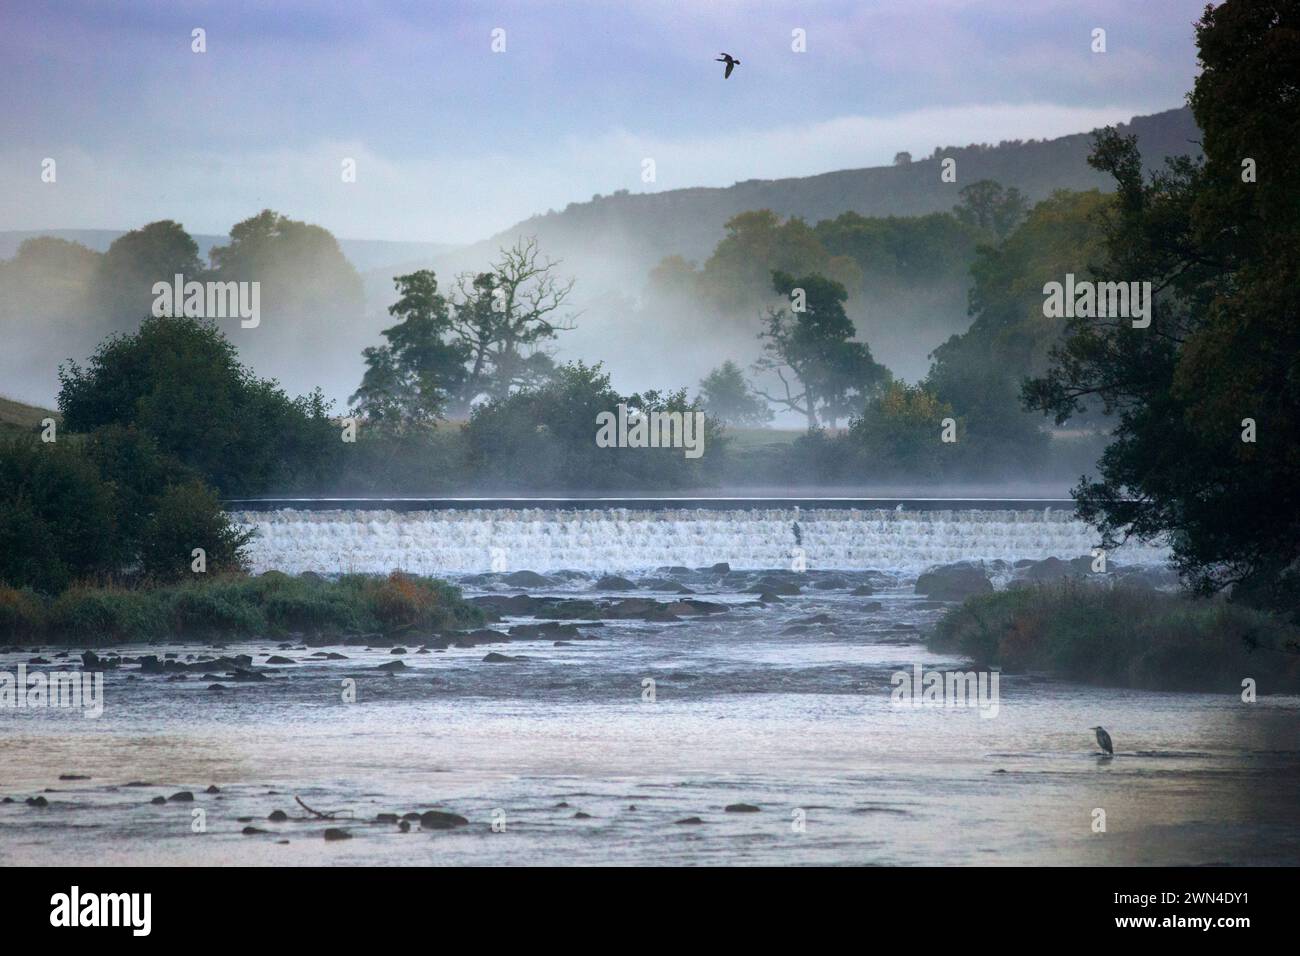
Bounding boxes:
451 237 575 405
697 211 831 312
138 481 253 581
351 271 468 431
82 424 198 556
208 209 364 399
850 382 956 477
953 179 1028 239
893 151 913 166
923 190 1107 468
697 361 772 427
95 220 204 328
1023 0 1300 604
0 438 120 592
753 271 889 429
463 361 724 490
58 315 337 495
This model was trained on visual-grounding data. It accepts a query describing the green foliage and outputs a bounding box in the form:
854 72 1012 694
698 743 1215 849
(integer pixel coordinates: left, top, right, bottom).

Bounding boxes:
697 211 833 311
464 361 724 490
353 238 575 425
0 430 249 593
81 424 197 554
352 270 468 432
754 271 889 428
930 581 1300 693
57 314 337 495
5 572 484 645
1024 0 1300 600
849 382 958 477
697 361 772 426
0 438 120 592
813 210 979 290
47 586 171 643
0 585 47 641
684 208 981 312
952 179 1029 239
207 210 364 342
138 481 253 581
95 220 203 327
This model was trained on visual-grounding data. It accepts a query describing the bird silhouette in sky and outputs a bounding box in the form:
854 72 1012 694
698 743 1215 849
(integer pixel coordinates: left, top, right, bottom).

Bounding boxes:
716 53 740 79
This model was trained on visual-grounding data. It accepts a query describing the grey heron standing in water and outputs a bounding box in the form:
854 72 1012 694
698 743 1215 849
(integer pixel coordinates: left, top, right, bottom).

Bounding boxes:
1090 726 1114 755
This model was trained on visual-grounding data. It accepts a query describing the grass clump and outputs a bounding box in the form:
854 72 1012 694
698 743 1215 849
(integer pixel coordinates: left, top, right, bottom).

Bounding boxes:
0 572 484 645
928 580 1300 693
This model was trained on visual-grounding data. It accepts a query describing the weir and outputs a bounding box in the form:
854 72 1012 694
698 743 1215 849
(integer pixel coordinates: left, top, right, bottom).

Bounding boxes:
229 504 1170 575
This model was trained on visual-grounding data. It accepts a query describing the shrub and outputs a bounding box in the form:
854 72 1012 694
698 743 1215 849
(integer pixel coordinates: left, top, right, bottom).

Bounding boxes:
166 580 267 637
47 586 170 644
0 585 47 641
929 581 1300 692
0 437 121 591
138 481 254 581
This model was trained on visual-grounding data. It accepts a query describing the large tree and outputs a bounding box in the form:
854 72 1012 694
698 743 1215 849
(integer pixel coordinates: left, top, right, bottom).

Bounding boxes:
953 179 1029 240
451 237 575 405
95 220 204 328
697 360 772 427
1024 0 1300 605
351 271 468 432
753 271 889 429
354 238 575 421
58 315 337 495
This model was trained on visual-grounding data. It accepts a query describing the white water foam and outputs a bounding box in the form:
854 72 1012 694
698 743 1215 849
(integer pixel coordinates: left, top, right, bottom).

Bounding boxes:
231 507 1170 575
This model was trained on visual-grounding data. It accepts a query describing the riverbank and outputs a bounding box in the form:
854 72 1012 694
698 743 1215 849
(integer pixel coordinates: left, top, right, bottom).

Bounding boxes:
0 572 484 645
928 581 1300 693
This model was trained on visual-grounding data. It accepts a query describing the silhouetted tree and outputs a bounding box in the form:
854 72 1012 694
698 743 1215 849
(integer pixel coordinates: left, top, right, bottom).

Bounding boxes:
753 271 889 429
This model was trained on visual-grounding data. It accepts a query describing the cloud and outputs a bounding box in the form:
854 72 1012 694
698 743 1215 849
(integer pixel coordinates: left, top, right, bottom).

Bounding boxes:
1 102 1158 245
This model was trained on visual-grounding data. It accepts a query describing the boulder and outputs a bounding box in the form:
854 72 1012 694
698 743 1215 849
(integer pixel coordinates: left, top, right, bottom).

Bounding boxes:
914 562 993 600
748 578 802 595
419 809 469 830
502 570 553 588
595 575 637 591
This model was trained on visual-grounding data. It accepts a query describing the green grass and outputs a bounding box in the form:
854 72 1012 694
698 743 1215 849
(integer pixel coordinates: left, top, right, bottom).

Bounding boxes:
0 572 484 646
0 394 57 427
928 581 1300 693
722 427 805 451
0 394 58 436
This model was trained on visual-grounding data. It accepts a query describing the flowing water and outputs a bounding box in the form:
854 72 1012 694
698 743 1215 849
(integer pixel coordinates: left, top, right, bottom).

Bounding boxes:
3 504 1298 866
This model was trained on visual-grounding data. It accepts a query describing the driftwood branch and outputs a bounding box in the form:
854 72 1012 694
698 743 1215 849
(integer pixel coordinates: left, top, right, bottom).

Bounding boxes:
295 795 353 819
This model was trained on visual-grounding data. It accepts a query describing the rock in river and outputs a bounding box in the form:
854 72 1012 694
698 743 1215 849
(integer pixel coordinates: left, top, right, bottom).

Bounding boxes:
914 562 993 601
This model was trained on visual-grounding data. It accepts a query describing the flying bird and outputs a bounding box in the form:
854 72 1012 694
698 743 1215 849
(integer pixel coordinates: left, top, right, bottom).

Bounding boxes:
716 53 740 79
1090 726 1114 755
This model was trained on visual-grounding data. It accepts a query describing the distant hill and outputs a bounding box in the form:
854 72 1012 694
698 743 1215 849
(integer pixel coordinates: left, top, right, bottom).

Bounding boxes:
358 106 1201 393
0 230 458 276
3 106 1202 405
379 106 1200 293
0 395 57 436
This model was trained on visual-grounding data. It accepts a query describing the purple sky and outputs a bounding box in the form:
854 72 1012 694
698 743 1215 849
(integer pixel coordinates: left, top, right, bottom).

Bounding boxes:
1 0 1207 243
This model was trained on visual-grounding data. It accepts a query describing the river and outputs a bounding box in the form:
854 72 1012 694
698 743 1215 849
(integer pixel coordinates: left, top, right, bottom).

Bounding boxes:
2 503 1297 865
